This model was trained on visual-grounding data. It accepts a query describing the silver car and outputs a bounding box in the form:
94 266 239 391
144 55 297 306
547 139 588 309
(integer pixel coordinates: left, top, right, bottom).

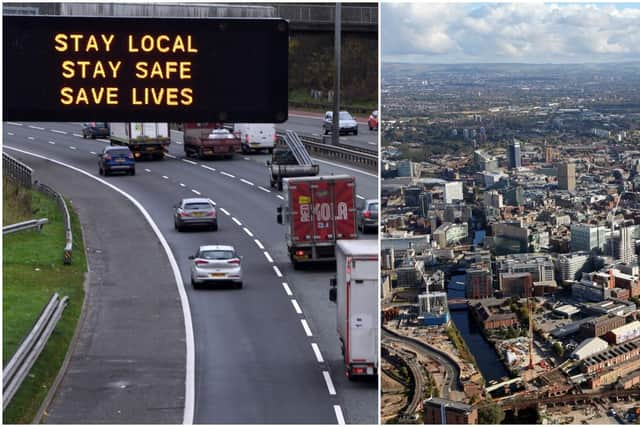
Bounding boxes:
322 111 358 135
174 198 217 231
189 245 243 289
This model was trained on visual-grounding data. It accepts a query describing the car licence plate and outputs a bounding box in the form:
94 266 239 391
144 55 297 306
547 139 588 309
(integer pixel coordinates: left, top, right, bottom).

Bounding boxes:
209 273 224 277
116 159 125 163
191 212 204 217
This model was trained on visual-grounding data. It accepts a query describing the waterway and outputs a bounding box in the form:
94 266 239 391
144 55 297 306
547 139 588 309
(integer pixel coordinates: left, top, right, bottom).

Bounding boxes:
448 274 510 383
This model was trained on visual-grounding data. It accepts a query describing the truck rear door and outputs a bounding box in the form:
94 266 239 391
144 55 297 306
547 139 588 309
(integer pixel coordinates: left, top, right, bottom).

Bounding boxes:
332 177 357 240
347 257 378 369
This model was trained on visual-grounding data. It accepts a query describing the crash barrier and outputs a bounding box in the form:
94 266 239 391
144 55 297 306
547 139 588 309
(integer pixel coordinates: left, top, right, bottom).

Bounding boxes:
3 218 48 235
35 183 73 265
3 293 69 410
3 152 32 189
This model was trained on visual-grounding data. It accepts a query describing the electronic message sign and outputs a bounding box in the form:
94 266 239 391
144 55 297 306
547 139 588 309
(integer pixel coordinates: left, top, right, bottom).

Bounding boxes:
3 16 289 122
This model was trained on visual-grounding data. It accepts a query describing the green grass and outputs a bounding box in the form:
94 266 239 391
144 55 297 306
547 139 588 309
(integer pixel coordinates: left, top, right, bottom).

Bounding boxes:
288 89 377 114
3 180 86 424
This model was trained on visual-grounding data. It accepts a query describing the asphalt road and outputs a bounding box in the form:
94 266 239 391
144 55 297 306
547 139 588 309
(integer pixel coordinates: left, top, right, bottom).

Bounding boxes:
3 120 377 424
280 112 378 152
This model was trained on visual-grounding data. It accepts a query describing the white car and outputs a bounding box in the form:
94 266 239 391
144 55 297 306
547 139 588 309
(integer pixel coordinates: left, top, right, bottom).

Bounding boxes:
189 245 243 289
323 111 358 135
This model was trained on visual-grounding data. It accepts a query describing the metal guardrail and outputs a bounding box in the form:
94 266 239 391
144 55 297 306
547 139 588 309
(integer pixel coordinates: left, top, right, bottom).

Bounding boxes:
3 293 69 410
277 132 377 172
3 218 48 235
36 183 73 265
3 152 32 189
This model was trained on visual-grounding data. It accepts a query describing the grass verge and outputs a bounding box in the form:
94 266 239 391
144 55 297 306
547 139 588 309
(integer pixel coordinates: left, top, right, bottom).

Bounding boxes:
3 179 86 424
289 90 377 115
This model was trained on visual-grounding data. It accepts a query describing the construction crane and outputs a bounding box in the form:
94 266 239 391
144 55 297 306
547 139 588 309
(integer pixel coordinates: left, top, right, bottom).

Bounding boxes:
528 296 534 370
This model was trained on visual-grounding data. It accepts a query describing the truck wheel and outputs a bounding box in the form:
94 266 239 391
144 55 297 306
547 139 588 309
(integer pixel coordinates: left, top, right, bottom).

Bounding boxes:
277 180 283 191
291 258 299 270
268 148 274 154
236 282 243 289
324 128 329 135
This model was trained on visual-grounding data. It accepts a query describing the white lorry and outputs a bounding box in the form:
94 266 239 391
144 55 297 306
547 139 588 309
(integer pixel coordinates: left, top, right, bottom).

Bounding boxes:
329 240 378 379
233 123 276 154
109 122 170 160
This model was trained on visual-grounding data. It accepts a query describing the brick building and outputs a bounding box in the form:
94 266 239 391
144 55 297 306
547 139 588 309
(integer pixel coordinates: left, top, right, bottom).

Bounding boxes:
580 314 626 338
423 398 478 424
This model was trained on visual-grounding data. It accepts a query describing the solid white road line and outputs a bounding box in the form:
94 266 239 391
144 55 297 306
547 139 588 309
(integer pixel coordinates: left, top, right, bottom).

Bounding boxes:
243 227 254 237
291 299 302 314
201 165 216 172
179 183 186 187
240 178 254 186
162 175 169 179
97 138 110 143
258 186 271 193
232 217 242 226
322 371 336 395
3 146 196 424
48 141 56 145
182 159 197 165
144 168 151 172
276 195 285 200
28 125 44 130
220 171 235 178
263 251 274 263
282 282 292 296
166 154 176 159
8 132 14 136
220 208 230 216
334 405 346 425
28 136 34 140
254 239 264 249
311 343 324 363
301 319 313 337
356 195 366 200
7 122 23 126
273 265 283 277
191 189 201 195
51 129 67 134
312 157 377 178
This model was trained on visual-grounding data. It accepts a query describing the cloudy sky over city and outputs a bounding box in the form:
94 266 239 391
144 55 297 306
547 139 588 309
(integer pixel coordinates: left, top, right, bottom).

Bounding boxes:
382 3 640 64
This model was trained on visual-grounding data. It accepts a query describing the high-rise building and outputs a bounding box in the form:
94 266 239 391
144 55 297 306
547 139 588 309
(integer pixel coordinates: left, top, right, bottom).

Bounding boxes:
545 147 555 163
557 252 591 283
504 186 524 206
616 225 636 264
508 140 521 169
404 186 421 208
466 267 493 299
571 224 608 253
558 162 576 192
443 181 463 204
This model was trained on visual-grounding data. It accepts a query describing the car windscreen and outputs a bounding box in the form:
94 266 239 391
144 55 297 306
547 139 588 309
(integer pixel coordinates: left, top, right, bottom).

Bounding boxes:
339 112 353 120
106 148 130 155
199 250 234 260
94 122 108 128
368 202 379 212
184 203 212 210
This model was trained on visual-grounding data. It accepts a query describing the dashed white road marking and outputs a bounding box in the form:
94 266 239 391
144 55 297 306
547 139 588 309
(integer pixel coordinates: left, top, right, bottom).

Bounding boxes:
322 371 336 395
264 251 274 263
166 154 176 159
28 125 44 130
162 175 169 179
243 227 254 237
201 165 216 172
254 239 264 249
90 151 96 155
282 282 292 296
182 159 197 165
368 141 376 145
220 171 235 178
258 186 271 193
191 189 201 195
27 136 34 140
240 178 254 186
311 343 324 363
273 266 283 277
356 195 366 200
51 129 67 134
243 157 251 161
72 133 82 137
334 405 345 425
7 132 14 136
179 183 186 187
7 122 23 126
301 319 312 337
96 138 110 143
144 168 151 172
276 195 285 200
291 299 302 314
69 146 77 150
231 217 242 226
220 208 230 216
175 141 183 145
48 141 56 145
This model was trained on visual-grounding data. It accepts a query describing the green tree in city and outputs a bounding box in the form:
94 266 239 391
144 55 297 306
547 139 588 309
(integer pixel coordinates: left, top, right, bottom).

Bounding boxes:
478 402 506 424
553 342 565 357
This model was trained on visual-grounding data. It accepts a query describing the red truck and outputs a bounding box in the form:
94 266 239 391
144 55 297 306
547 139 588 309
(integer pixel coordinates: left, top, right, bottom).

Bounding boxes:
183 122 241 159
277 175 357 267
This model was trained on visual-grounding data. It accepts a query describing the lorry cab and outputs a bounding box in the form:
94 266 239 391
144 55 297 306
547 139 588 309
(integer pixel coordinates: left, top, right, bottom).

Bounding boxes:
233 123 276 154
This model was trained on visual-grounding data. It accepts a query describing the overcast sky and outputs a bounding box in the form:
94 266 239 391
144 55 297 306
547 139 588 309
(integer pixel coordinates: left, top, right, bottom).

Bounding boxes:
382 3 640 64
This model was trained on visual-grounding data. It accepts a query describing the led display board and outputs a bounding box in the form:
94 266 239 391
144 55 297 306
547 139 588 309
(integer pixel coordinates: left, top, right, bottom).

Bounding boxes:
3 16 289 122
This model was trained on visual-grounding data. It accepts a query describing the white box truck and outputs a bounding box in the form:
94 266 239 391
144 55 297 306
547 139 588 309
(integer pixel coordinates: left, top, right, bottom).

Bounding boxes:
330 240 378 379
109 122 170 160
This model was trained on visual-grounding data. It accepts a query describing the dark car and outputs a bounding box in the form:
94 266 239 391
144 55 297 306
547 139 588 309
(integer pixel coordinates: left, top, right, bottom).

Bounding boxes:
356 199 378 233
322 111 358 136
98 146 135 176
174 198 218 231
82 122 110 139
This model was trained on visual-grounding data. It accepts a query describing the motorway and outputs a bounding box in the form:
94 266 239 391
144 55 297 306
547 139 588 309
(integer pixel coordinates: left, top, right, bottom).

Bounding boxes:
281 112 378 152
3 117 377 424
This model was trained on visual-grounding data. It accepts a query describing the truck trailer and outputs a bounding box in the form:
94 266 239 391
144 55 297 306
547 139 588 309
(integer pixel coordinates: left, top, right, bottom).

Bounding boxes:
183 122 241 159
109 122 170 160
277 175 357 267
330 240 378 379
